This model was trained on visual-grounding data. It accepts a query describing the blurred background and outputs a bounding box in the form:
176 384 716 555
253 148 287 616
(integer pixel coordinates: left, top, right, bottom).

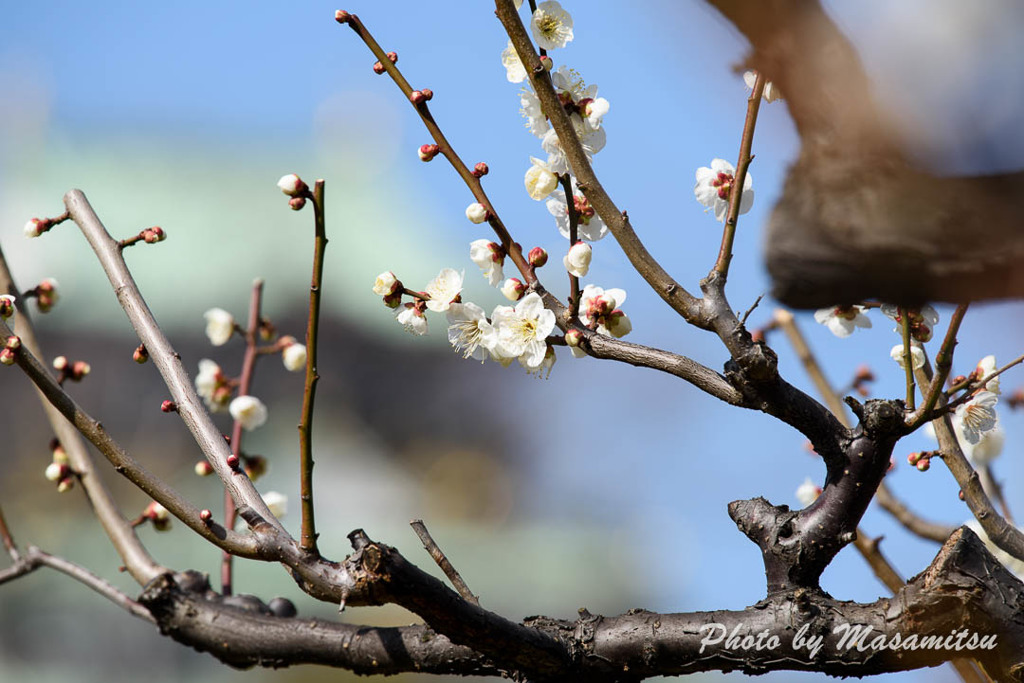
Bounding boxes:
1 1 1023 681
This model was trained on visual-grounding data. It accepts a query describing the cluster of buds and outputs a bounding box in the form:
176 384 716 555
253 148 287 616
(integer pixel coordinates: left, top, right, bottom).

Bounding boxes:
277 173 310 211
373 270 403 308
136 501 172 531
53 355 90 383
0 294 15 320
372 51 398 74
418 144 440 162
907 450 939 472
0 335 20 366
409 88 433 105
30 278 59 313
44 439 76 492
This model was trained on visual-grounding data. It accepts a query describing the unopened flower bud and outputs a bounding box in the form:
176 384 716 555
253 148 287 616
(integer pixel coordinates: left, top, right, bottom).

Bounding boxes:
35 278 59 313
25 218 48 238
386 51 398 63
420 88 433 101
372 60 386 74
409 90 427 105
565 328 583 347
277 173 307 197
45 462 68 482
418 144 440 161
244 455 268 480
383 291 402 308
501 278 526 301
465 202 488 224
282 342 307 372
144 501 171 531
373 271 400 297
57 476 75 493
289 197 307 211
71 361 91 380
916 458 930 472
951 374 967 387
854 364 875 384
0 295 15 319
528 246 548 268
160 400 178 413
473 162 489 177
907 452 921 466
334 9 352 23
0 348 15 365
143 226 166 243
563 241 592 278
958 490 965 501
5 336 20 351
194 461 214 477
227 454 240 470
539 55 553 71
53 356 69 371
133 344 149 363
51 441 68 466
199 509 213 523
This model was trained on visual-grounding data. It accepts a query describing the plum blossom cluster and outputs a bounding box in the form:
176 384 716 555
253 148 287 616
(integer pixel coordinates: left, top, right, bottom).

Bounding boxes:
43 439 76 493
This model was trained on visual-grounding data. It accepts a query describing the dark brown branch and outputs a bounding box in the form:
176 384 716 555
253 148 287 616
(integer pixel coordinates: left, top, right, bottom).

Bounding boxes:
410 519 479 605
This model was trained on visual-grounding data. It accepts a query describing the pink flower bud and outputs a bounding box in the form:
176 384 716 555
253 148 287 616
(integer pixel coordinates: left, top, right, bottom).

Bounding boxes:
160 400 178 413
133 344 148 363
227 454 240 470
473 162 489 177
0 348 15 366
289 197 307 211
0 295 14 319
334 10 352 23
194 461 214 477
71 361 91 380
500 278 526 301
372 61 386 74
277 173 307 197
5 336 20 350
386 51 398 63
199 509 213 523
409 90 427 105
916 458 930 472
420 88 433 101
907 452 921 465
57 476 75 493
143 226 166 243
528 246 548 267
565 328 584 347
539 55 553 71
418 144 440 161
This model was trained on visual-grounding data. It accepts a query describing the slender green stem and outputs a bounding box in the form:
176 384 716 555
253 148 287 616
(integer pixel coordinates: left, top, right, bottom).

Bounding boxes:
900 309 916 410
222 279 265 595
713 71 764 279
907 303 968 428
298 181 327 554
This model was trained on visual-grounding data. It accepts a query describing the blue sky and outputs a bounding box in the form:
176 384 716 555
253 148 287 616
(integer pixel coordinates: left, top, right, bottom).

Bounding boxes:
2 2 1023 682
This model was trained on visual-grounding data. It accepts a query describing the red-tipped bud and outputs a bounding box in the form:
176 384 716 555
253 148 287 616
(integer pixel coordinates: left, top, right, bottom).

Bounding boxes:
539 55 553 71
53 355 69 371
501 278 526 301
143 226 166 243
951 374 968 387
227 454 240 470
409 90 427 105
144 501 171 530
750 329 765 344
0 296 14 319
528 246 548 268
277 173 308 197
289 197 307 211
420 88 433 101
133 344 148 363
160 400 178 413
386 51 397 63
57 476 75 493
958 490 965 501
372 60 386 74
4 336 20 351
45 462 69 482
418 144 440 162
853 364 875 384
334 10 352 23
71 361 91 380
916 458 930 472
565 328 584 347
194 461 214 477
199 509 213 523
473 162 489 177
907 452 921 465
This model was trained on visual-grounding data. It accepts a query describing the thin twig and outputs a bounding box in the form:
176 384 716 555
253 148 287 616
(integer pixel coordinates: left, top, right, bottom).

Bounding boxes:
946 352 1024 398
410 520 479 605
222 279 265 595
298 181 327 554
713 71 764 279
900 310 916 410
559 174 582 319
0 504 18 561
908 303 968 429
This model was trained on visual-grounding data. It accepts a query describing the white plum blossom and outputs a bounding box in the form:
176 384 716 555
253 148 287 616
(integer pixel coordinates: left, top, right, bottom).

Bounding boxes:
546 179 607 242
230 395 268 431
520 88 549 138
525 156 560 200
549 66 610 132
446 302 498 362
795 477 821 506
469 239 505 287
579 285 632 338
465 202 488 224
541 125 606 174
263 491 288 518
530 1 574 50
890 343 925 371
491 292 556 368
880 304 939 343
974 355 1000 394
813 305 872 338
282 342 307 372
501 40 527 83
396 303 428 335
521 344 556 378
563 241 592 278
963 424 1005 466
203 308 235 346
954 391 998 445
424 268 464 313
743 70 782 103
694 159 754 223
373 271 400 296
